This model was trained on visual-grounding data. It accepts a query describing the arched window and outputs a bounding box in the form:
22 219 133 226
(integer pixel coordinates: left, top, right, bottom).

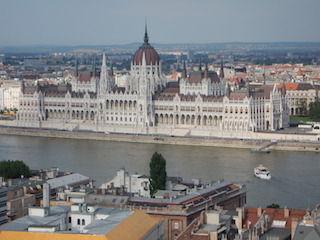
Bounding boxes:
77 219 80 225
82 219 85 225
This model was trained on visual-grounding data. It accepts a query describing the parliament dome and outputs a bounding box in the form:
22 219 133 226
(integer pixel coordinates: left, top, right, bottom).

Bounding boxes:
133 26 160 66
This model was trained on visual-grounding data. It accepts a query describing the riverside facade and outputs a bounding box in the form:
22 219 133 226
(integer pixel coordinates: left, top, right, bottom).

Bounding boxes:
16 27 289 136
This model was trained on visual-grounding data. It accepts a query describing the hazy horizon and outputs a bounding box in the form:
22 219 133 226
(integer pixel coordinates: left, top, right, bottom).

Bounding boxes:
1 0 320 47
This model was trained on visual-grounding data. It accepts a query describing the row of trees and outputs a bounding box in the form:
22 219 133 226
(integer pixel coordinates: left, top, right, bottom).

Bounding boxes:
0 160 31 180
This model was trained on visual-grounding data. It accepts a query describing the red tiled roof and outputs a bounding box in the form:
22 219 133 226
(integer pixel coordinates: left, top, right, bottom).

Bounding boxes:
244 207 306 230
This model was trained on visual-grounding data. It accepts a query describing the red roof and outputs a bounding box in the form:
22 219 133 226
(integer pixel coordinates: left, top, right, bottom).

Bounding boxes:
244 207 306 230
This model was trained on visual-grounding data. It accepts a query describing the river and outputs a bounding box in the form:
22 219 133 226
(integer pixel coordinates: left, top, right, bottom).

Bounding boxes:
0 134 319 210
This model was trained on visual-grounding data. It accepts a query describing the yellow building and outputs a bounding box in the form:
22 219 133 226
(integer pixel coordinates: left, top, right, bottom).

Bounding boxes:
0 205 163 240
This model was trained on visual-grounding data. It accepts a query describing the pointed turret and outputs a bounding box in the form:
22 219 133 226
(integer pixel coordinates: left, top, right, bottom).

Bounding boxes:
219 58 224 79
246 80 250 98
75 59 78 76
225 81 231 98
109 59 114 77
20 79 25 94
139 52 148 96
92 59 96 77
263 64 266 85
204 63 209 79
182 60 187 79
281 80 286 96
199 59 202 71
99 52 108 95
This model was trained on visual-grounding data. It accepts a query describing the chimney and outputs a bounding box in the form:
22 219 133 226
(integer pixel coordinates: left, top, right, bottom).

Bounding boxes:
43 183 50 208
291 218 298 240
236 207 244 231
200 210 205 225
257 206 262 217
284 206 290 218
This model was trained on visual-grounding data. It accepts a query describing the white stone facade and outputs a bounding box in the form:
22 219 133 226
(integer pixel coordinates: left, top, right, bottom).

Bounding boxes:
16 31 289 134
100 168 150 198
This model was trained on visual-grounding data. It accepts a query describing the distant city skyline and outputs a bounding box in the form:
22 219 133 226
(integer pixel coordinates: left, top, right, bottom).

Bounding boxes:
1 0 320 47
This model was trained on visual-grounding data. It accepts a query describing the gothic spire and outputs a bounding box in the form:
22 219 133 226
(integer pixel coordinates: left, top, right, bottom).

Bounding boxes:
263 64 266 85
182 60 187 79
92 58 96 77
246 80 250 98
204 63 209 79
144 22 149 45
110 59 114 76
219 58 224 79
75 59 78 76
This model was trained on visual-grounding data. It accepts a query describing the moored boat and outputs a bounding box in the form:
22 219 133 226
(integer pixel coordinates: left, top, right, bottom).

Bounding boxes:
254 165 271 180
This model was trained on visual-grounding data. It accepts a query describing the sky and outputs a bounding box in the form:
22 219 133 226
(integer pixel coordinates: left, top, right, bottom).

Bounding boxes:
1 0 320 46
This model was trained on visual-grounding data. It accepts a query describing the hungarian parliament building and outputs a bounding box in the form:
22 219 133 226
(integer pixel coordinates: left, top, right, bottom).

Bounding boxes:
16 28 289 137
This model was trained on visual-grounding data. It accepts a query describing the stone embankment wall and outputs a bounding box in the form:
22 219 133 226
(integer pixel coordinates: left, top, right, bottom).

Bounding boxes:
0 126 319 152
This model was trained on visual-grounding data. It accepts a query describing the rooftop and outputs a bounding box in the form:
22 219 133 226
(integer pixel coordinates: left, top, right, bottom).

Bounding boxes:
0 205 161 240
47 173 91 189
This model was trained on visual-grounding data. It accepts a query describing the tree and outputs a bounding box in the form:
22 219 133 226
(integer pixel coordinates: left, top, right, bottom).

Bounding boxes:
309 100 320 121
267 203 280 209
149 152 167 196
0 160 31 180
297 99 308 117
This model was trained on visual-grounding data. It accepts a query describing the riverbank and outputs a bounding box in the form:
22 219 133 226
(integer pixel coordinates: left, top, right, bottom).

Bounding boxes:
0 126 319 152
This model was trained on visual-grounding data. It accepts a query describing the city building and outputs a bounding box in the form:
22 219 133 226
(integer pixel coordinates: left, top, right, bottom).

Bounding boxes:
280 82 320 116
123 180 246 240
46 172 93 191
16 26 289 136
5 178 41 221
0 178 8 225
0 184 164 240
1 81 20 111
176 206 309 240
176 209 239 240
292 205 320 240
100 168 151 198
242 207 306 240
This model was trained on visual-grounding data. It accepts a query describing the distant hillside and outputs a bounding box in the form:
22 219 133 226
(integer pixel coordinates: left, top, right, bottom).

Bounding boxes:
1 42 320 55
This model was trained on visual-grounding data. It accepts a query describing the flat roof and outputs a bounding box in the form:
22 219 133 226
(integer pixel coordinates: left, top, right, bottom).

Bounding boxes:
129 181 238 205
0 205 134 236
47 173 91 189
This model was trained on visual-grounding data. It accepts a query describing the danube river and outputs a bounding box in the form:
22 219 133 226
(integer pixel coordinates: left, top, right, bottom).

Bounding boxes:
0 134 319 210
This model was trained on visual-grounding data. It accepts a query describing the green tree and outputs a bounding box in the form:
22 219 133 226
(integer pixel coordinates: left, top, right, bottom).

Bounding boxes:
309 100 320 121
149 152 167 196
267 203 280 209
297 99 308 117
0 160 31 180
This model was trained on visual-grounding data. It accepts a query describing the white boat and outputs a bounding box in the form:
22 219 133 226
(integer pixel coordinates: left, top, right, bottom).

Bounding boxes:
254 165 271 180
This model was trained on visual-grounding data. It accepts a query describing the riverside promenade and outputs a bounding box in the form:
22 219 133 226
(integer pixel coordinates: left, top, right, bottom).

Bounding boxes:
0 125 319 152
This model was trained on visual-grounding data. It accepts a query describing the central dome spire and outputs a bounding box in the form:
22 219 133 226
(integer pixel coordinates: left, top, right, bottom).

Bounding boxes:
133 24 160 65
144 22 149 45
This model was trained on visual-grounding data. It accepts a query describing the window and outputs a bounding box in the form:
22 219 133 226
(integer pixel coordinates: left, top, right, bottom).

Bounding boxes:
69 217 71 223
82 219 85 225
272 220 286 228
174 222 179 229
77 219 80 225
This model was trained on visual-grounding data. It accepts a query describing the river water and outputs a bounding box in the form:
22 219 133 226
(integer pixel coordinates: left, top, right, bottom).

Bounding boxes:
0 134 319 210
